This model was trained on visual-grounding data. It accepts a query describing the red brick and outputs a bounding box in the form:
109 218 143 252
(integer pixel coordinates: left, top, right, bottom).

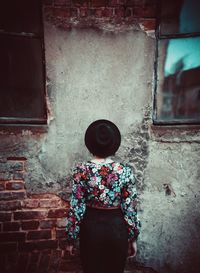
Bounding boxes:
91 0 109 7
114 7 125 17
6 182 24 190
0 182 5 191
54 0 71 6
101 7 114 17
27 230 52 240
142 6 156 18
48 209 67 218
21 220 40 230
56 218 66 228
39 199 60 208
23 199 40 208
14 210 47 220
0 232 26 242
56 229 66 239
0 242 17 252
139 19 156 31
0 192 12 200
3 222 20 231
40 220 56 229
0 200 21 211
109 0 125 5
0 191 26 201
143 0 157 7
12 191 26 200
30 193 60 199
126 0 141 6
95 8 103 17
71 7 78 17
132 6 143 17
0 212 12 222
19 240 58 251
80 7 89 17
54 7 71 17
73 0 89 7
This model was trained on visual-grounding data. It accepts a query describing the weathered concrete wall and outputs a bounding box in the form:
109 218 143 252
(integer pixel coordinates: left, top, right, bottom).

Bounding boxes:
1 1 200 272
0 23 154 195
139 136 200 273
0 20 155 273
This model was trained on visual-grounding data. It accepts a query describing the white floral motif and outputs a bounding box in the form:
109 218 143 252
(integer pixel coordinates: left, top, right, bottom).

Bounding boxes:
66 162 140 244
99 184 105 190
100 192 106 200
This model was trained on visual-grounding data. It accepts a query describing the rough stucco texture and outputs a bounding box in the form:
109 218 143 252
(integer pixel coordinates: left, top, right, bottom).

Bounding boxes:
0 23 153 194
30 22 153 194
139 141 200 273
1 21 200 273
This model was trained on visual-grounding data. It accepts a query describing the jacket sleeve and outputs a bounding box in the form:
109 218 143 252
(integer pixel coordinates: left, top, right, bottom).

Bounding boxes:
121 166 141 241
65 166 87 244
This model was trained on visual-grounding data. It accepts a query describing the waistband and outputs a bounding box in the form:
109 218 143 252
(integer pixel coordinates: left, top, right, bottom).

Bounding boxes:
86 205 121 210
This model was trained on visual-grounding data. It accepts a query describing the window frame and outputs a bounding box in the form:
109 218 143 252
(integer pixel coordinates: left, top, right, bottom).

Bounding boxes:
153 0 200 125
0 0 47 125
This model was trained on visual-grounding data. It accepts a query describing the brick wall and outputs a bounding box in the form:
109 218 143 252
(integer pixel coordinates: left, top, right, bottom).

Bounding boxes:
0 158 82 273
44 0 157 31
0 158 157 273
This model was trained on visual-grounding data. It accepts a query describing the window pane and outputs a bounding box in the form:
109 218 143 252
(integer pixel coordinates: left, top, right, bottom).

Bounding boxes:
155 37 200 123
160 0 200 36
0 0 42 34
0 35 46 121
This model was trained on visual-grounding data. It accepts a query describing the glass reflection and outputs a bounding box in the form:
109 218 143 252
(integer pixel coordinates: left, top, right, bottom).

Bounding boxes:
158 37 200 120
160 0 200 35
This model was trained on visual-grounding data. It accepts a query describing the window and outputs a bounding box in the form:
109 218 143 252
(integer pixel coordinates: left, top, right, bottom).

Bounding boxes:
0 0 47 125
153 0 200 125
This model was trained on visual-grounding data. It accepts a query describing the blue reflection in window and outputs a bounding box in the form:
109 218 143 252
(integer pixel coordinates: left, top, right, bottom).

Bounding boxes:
165 37 200 76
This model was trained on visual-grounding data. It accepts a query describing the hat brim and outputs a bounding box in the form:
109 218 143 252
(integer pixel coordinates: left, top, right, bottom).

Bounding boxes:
85 119 121 158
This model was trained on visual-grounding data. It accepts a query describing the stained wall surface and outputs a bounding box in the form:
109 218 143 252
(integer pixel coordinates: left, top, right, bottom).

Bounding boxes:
0 1 200 273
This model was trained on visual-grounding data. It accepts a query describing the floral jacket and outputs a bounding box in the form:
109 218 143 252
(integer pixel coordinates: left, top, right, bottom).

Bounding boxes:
65 161 141 244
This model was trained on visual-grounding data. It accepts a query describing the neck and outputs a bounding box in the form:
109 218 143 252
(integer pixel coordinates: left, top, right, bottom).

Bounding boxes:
94 156 106 160
91 156 113 164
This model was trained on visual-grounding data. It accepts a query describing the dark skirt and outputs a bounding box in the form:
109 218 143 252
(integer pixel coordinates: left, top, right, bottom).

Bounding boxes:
80 206 128 273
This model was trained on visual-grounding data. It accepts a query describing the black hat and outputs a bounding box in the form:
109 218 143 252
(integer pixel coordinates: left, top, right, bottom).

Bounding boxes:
85 119 121 158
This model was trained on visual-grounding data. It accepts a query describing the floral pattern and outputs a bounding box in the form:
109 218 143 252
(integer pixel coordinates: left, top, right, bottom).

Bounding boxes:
66 161 141 243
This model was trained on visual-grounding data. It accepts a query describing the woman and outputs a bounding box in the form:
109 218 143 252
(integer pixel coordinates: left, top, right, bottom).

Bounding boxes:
65 119 141 273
